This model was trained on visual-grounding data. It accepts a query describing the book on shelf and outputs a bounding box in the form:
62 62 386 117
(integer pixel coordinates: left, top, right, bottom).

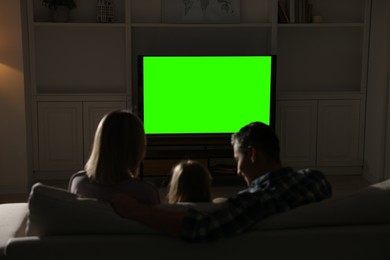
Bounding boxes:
306 2 313 23
284 0 313 24
298 0 304 23
288 0 295 23
278 1 290 24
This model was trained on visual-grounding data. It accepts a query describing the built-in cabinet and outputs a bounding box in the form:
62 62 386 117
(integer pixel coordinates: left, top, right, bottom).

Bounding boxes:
317 99 362 167
276 100 318 167
276 97 363 173
36 101 84 173
32 98 126 179
23 0 371 182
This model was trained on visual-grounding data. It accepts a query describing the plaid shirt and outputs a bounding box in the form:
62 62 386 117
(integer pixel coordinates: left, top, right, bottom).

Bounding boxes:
181 167 332 242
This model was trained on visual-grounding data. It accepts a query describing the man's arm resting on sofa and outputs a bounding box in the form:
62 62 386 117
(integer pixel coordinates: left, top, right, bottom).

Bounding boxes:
111 193 185 237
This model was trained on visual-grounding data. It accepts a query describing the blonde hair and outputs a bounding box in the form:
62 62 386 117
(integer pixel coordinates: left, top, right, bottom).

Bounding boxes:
167 160 212 204
85 110 146 184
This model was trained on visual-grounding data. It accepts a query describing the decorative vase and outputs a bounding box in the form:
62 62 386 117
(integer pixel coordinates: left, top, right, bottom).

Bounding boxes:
51 6 70 22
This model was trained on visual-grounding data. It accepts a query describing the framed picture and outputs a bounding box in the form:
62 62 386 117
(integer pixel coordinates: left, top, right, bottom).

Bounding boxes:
162 0 241 23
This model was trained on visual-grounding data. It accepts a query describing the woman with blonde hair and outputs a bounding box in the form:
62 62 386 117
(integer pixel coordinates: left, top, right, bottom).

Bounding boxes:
69 110 160 204
167 160 212 204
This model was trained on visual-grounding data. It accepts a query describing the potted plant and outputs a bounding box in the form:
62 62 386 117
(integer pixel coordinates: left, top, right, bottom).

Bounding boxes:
42 0 77 22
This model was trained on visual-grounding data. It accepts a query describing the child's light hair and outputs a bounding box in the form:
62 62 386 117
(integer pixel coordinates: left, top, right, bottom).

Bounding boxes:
167 160 212 204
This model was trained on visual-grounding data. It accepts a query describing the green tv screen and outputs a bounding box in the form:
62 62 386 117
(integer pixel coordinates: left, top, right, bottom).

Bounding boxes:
139 55 275 135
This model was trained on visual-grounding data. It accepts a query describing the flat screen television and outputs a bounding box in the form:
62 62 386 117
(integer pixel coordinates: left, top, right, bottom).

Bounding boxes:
137 55 276 143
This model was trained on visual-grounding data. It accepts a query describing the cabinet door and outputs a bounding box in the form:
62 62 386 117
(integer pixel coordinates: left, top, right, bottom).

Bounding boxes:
317 100 362 166
276 100 317 167
83 102 127 162
37 102 83 171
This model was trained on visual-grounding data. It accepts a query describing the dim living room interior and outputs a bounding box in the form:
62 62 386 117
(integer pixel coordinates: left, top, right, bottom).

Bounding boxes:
1 1 390 259
1 0 389 202
0 0 389 216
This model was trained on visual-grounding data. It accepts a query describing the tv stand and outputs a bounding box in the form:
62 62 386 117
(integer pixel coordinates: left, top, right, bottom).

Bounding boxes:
142 135 236 177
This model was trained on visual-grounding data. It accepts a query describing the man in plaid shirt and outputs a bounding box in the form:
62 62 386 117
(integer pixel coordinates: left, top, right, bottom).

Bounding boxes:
111 122 332 242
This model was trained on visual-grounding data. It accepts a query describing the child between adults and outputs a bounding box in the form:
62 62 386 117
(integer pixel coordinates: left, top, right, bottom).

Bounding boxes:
167 160 213 204
68 110 160 205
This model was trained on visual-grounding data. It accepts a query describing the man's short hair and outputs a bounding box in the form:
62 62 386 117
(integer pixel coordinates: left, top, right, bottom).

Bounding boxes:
231 122 281 163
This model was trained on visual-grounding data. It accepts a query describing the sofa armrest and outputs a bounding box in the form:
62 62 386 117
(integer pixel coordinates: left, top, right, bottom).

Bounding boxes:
0 203 28 258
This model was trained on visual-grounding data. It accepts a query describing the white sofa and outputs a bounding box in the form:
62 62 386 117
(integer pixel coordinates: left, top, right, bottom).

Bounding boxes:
1 179 390 260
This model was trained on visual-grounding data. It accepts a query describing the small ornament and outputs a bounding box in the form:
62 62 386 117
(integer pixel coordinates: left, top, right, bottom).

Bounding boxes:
97 0 115 23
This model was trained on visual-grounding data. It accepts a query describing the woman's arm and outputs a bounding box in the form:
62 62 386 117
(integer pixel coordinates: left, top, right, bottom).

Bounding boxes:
111 193 186 237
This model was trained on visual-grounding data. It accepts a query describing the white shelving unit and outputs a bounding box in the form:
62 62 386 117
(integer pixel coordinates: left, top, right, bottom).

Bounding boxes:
275 0 370 174
23 0 372 181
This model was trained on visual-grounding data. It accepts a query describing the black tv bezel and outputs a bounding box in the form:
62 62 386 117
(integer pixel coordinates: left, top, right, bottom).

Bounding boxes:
137 54 277 145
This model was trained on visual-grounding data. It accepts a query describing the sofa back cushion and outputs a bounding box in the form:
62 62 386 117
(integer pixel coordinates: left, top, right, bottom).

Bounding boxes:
27 179 390 236
255 179 390 230
27 183 159 236
27 183 223 236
